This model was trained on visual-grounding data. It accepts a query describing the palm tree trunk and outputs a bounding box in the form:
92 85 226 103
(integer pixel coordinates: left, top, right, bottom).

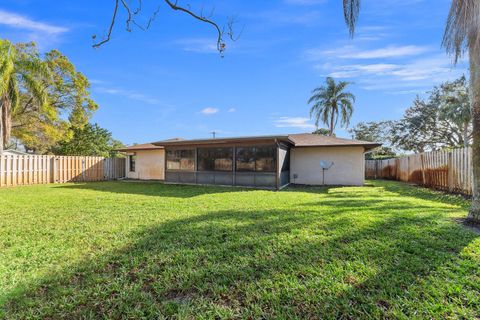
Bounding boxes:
0 96 11 153
0 96 5 154
329 104 336 136
0 103 3 154
468 46 480 222
329 112 335 136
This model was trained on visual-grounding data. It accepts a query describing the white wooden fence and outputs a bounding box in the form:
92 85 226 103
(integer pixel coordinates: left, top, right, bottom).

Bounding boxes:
0 154 125 188
365 147 473 195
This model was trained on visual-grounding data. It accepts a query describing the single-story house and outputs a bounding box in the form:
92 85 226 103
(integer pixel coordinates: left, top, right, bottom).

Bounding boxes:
117 133 380 189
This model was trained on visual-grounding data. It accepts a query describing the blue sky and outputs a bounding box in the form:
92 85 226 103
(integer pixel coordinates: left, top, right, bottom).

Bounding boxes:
0 0 467 144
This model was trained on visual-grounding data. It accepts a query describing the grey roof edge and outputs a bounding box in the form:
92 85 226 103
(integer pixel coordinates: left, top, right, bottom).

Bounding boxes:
149 133 382 149
152 134 291 146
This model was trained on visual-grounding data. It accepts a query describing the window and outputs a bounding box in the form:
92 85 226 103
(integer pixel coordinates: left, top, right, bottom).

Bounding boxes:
255 146 276 172
129 154 136 172
235 147 255 171
235 146 276 172
281 148 290 172
198 147 233 171
166 149 195 171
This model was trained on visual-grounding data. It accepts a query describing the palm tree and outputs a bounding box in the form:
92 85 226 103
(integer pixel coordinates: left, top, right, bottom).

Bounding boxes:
341 0 480 222
308 77 355 136
0 40 50 152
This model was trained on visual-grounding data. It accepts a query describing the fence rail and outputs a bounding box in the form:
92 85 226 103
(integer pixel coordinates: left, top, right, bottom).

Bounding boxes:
0 154 126 188
365 147 473 195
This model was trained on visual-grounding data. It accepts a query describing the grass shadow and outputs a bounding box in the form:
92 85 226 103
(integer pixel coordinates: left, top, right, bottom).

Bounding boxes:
55 181 250 198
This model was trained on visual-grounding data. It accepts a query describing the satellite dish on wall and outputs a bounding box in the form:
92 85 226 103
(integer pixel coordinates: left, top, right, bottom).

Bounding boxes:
319 160 334 185
320 160 334 170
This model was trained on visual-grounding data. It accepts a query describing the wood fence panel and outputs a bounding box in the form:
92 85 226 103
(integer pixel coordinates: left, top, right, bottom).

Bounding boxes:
365 147 473 195
0 154 126 188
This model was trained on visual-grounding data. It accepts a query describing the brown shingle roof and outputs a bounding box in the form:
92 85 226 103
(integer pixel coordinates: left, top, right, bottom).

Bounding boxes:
287 133 381 149
116 143 164 152
117 138 185 151
152 135 289 146
151 133 380 150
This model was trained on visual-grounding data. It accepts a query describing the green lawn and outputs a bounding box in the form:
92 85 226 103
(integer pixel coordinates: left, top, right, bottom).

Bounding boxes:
0 181 479 319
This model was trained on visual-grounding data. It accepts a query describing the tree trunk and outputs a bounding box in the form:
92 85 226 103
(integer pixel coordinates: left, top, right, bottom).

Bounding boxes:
0 103 3 154
329 112 335 136
468 47 480 222
0 97 6 154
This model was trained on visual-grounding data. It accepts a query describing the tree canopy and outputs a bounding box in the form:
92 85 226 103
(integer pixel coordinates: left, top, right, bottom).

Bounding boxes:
350 76 472 156
349 121 397 160
9 42 99 153
53 123 124 158
1 40 122 156
391 77 472 153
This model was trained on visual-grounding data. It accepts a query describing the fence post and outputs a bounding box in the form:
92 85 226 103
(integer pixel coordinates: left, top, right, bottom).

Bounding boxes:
420 153 426 186
0 154 4 187
82 158 86 181
52 157 57 183
448 151 454 192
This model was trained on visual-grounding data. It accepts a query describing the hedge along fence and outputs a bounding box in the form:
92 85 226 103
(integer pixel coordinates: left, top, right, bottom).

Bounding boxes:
365 147 473 195
0 154 126 188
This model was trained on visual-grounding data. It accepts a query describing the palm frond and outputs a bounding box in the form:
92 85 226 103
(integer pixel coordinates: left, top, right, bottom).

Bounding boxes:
0 43 15 97
338 92 356 103
335 81 351 93
7 75 19 113
443 0 480 63
16 59 51 80
19 73 49 110
343 0 361 36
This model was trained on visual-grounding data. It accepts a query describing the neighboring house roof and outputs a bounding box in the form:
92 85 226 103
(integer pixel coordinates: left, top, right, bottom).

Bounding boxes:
151 133 381 150
117 143 164 152
116 138 185 152
1 149 30 155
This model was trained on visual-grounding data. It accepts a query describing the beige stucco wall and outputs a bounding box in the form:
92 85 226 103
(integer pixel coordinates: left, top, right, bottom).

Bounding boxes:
126 149 165 180
290 146 365 186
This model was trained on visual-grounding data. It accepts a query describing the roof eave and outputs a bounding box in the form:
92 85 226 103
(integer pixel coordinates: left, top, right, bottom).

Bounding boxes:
152 135 291 147
115 146 164 152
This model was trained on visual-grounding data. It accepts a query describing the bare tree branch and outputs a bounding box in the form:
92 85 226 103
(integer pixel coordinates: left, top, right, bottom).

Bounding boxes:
163 0 225 54
92 0 241 56
92 0 119 48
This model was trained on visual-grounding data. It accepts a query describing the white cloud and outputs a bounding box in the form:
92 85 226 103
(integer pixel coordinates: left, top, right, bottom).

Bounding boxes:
0 9 68 34
307 45 429 60
314 55 464 94
306 38 467 94
274 117 315 129
227 108 236 112
319 57 456 82
95 86 161 105
321 63 398 78
349 45 428 59
200 107 219 115
175 38 218 53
